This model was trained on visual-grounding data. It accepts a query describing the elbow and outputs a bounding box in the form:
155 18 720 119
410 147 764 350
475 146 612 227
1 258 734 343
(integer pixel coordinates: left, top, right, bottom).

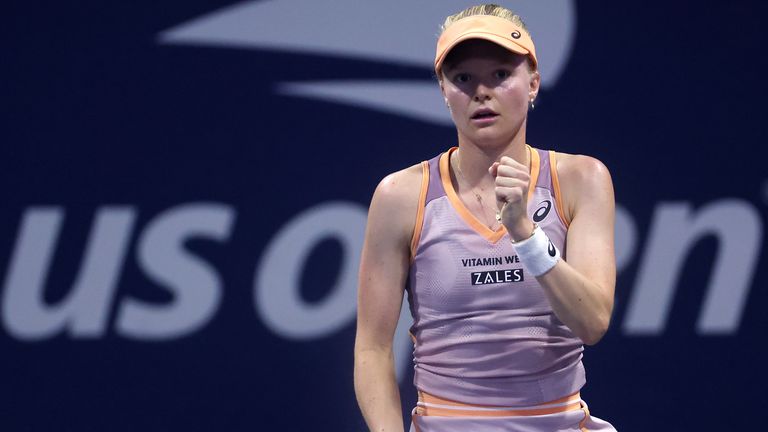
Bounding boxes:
354 344 394 368
581 293 614 346
581 329 606 346
581 313 611 346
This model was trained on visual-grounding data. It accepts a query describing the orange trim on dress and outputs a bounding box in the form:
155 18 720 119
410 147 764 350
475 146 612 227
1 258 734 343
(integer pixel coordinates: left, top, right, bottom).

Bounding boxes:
579 401 591 431
419 390 580 408
527 144 540 203
440 146 541 244
415 390 583 418
411 412 422 432
409 161 430 260
440 148 507 243
549 150 571 228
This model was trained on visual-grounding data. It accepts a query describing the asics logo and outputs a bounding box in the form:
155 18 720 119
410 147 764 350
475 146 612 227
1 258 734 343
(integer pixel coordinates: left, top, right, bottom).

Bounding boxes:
533 200 552 222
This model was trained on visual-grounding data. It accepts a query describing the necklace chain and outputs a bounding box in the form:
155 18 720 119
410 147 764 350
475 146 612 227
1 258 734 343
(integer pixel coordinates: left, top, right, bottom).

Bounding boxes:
454 152 501 230
454 147 531 229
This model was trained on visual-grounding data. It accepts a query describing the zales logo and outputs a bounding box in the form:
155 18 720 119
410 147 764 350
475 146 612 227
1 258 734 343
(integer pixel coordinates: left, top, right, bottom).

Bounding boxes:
472 269 525 286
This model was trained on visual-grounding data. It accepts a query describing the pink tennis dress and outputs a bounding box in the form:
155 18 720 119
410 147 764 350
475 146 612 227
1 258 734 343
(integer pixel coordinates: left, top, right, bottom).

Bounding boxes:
406 147 617 432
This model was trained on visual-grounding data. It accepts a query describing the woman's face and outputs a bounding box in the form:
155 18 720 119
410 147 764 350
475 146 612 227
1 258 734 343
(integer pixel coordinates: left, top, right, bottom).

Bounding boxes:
440 39 540 147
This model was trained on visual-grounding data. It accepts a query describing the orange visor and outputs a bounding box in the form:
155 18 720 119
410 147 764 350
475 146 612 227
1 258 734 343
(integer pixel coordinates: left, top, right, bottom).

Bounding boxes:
434 15 537 76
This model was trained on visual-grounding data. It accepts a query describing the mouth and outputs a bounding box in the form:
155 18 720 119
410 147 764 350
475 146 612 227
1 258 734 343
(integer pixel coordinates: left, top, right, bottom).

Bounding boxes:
470 108 499 120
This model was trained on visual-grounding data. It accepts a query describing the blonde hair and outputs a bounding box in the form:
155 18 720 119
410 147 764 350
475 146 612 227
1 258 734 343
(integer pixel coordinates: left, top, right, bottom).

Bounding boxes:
440 4 531 37
438 4 535 71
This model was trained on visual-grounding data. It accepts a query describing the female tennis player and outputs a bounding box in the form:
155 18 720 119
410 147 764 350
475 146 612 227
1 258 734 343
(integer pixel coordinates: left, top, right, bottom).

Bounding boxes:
354 4 617 431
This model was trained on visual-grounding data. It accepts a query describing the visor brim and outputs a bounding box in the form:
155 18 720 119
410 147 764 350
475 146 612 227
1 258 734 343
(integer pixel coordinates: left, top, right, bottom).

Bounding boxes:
435 33 534 76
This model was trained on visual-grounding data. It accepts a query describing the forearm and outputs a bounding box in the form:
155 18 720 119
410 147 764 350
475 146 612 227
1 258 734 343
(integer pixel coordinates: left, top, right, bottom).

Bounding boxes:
537 260 613 345
499 153 615 345
506 218 613 345
354 348 405 432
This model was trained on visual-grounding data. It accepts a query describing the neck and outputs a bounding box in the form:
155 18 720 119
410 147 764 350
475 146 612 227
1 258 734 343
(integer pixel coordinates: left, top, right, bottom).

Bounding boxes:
454 132 530 185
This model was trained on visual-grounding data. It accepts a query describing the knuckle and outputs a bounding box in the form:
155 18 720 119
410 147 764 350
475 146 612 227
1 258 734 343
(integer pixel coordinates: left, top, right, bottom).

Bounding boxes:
499 166 514 177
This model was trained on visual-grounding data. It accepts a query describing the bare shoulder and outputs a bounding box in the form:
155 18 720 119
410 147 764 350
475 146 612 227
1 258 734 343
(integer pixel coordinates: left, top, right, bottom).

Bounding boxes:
372 163 423 208
367 162 425 246
370 163 423 218
556 152 612 186
554 152 614 219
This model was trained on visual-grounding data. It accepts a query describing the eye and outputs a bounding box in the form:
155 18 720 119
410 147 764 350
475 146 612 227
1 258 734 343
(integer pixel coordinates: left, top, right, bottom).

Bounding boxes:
494 69 511 79
453 73 471 83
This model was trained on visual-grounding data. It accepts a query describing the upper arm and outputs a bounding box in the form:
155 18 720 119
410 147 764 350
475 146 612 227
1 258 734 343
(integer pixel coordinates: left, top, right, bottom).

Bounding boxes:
355 164 423 352
558 154 616 298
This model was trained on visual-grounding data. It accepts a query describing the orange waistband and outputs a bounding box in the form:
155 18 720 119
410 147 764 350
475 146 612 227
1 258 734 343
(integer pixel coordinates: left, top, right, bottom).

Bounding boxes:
414 390 583 418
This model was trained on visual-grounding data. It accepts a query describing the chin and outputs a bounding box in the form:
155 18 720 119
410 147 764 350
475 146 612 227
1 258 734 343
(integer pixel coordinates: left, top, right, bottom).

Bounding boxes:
468 136 512 152
467 128 518 148
459 118 524 144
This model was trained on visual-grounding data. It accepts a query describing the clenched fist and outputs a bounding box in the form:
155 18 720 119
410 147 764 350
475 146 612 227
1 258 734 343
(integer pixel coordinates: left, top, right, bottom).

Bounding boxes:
489 156 535 241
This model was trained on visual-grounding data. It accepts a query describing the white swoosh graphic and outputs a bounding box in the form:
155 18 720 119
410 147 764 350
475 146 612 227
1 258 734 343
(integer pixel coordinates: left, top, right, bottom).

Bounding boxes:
159 0 575 122
276 80 451 125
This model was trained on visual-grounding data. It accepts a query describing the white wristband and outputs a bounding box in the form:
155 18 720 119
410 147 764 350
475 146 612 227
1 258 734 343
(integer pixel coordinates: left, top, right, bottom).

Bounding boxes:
512 225 560 277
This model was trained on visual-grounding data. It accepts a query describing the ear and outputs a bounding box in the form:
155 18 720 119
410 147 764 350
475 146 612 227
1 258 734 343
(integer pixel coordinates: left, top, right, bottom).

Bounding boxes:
529 70 541 101
439 79 448 105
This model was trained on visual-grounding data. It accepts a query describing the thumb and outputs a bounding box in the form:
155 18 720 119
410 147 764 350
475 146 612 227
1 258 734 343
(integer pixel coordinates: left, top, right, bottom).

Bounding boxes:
489 162 500 177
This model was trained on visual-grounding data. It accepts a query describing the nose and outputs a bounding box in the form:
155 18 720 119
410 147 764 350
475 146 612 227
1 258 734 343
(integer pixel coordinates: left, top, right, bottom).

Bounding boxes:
473 83 491 102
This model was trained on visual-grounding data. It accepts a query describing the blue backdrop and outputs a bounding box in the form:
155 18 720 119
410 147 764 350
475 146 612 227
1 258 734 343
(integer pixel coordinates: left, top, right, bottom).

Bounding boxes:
2 1 767 430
